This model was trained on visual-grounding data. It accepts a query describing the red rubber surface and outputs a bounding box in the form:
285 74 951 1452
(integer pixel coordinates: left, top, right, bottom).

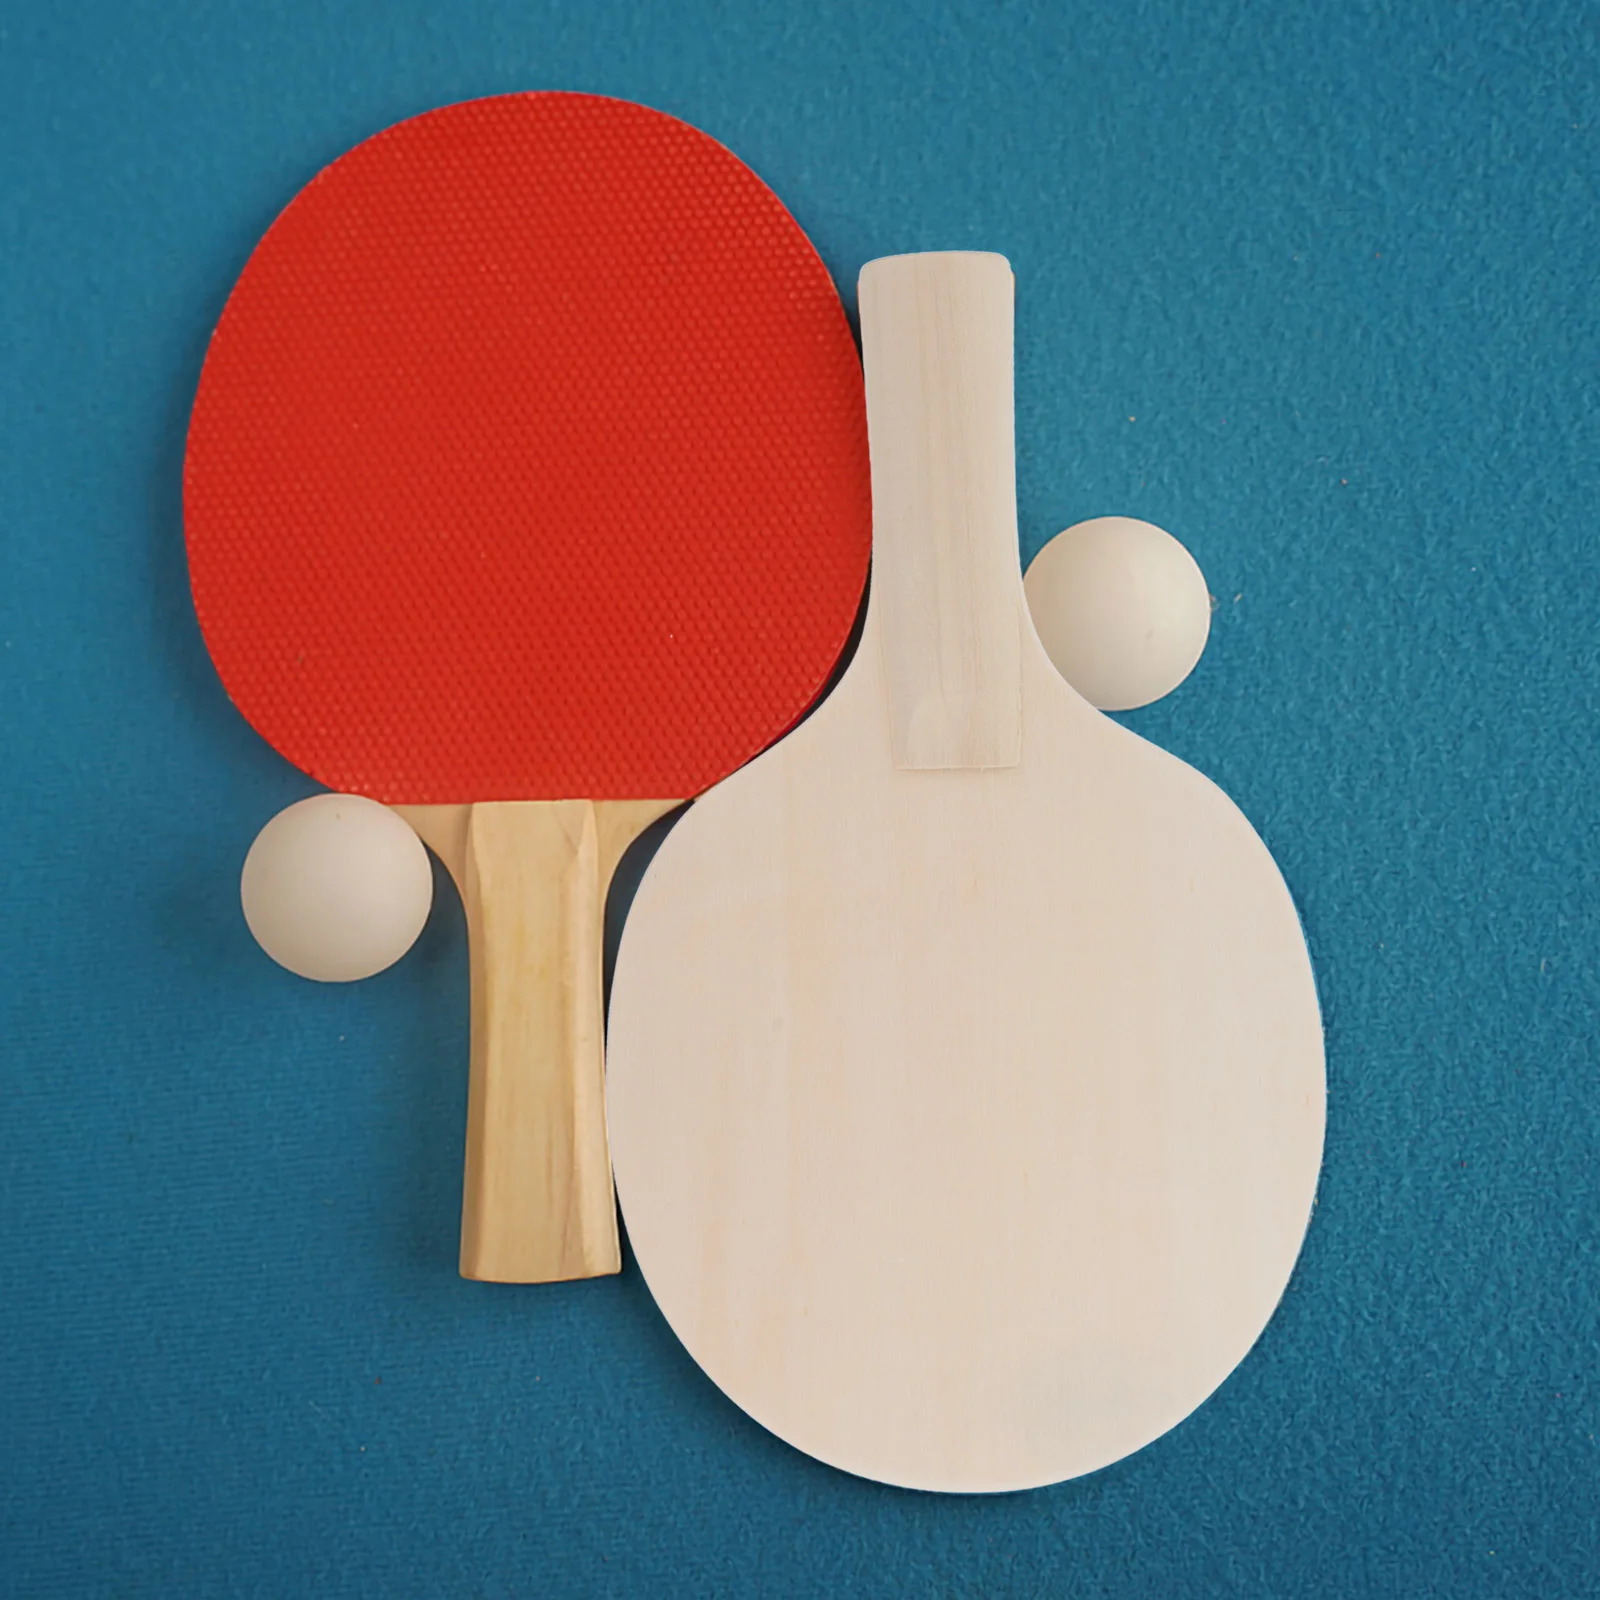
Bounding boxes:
185 93 870 802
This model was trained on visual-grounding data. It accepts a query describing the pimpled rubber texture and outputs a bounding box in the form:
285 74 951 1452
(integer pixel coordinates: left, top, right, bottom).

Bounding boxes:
184 93 871 803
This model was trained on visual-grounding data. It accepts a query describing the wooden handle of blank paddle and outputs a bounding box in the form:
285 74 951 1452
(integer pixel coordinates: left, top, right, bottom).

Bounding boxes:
398 797 676 1283
858 252 1022 770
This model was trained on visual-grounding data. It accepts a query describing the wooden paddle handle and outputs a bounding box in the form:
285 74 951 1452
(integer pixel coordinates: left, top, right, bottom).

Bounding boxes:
398 797 675 1282
858 252 1023 770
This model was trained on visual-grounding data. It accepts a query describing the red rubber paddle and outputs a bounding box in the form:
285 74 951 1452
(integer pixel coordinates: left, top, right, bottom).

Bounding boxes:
185 93 871 1282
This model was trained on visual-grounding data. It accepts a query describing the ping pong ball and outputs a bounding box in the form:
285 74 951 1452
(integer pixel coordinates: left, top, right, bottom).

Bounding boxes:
1024 517 1212 711
240 794 433 981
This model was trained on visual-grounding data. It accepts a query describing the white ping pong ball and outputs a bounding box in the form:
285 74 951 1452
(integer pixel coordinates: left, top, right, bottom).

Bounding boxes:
1024 516 1212 711
240 794 433 982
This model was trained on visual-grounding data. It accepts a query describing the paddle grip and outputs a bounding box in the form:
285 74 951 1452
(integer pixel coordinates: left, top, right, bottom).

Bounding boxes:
399 798 675 1283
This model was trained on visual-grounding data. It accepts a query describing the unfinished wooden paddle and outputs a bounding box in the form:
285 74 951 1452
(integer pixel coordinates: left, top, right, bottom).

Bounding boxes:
605 252 1324 1490
184 94 871 1283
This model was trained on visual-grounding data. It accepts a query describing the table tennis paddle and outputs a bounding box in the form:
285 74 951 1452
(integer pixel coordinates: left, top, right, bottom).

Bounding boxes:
184 94 871 1284
606 252 1325 1490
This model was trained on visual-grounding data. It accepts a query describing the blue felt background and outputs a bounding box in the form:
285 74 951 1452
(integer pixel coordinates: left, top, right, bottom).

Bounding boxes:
2 2 1597 1595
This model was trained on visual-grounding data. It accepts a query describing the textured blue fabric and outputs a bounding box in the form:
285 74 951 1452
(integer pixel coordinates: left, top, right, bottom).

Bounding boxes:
2 3 1596 1595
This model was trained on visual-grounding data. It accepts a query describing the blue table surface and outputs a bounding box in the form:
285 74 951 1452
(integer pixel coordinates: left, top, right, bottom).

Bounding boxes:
3 3 1596 1595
